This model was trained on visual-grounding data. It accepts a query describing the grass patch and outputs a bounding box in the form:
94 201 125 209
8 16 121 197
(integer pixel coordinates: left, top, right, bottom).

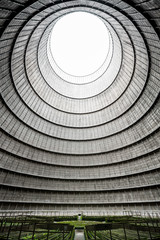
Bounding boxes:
57 220 102 228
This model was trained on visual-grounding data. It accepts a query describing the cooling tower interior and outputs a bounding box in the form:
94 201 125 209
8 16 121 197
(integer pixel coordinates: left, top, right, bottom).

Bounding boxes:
0 0 160 217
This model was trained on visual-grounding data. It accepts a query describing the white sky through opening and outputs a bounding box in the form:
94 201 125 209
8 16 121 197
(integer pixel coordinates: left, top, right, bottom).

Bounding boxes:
50 12 110 77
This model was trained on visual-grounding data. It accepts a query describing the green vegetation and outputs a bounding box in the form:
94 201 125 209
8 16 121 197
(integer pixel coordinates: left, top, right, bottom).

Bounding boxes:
86 228 160 240
105 215 159 222
57 220 102 228
0 216 74 240
0 215 160 239
0 229 73 240
83 216 106 222
84 216 160 240
53 216 77 222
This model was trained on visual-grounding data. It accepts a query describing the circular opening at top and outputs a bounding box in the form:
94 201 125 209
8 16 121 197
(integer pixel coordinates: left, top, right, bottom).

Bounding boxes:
50 12 110 77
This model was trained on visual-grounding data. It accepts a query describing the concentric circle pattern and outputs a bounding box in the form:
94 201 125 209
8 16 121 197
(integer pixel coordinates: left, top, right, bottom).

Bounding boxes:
0 0 160 216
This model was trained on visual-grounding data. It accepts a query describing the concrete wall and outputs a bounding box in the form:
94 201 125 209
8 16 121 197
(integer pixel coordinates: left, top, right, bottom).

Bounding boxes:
0 0 160 216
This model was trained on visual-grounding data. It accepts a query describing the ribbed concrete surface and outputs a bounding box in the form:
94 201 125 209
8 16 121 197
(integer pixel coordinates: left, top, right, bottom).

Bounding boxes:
0 0 160 216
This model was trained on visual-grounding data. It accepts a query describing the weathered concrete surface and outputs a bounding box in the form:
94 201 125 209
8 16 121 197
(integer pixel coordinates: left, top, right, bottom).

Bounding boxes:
74 229 84 240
